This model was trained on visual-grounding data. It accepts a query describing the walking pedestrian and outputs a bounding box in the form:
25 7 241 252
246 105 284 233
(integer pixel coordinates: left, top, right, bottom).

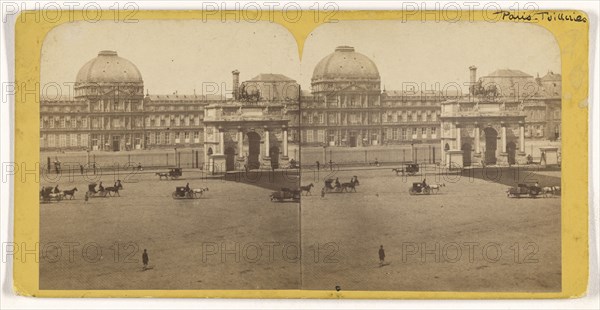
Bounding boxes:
79 164 84 175
379 245 385 267
142 249 149 270
329 159 334 171
321 187 326 198
316 161 320 172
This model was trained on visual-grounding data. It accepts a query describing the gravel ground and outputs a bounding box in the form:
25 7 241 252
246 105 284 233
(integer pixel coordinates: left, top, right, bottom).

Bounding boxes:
39 168 560 292
299 169 561 292
40 172 301 290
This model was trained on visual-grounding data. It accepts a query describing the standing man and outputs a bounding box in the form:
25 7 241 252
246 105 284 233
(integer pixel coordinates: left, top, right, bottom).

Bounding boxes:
379 245 386 267
329 159 334 171
79 164 84 175
142 249 149 270
540 151 546 166
316 161 320 172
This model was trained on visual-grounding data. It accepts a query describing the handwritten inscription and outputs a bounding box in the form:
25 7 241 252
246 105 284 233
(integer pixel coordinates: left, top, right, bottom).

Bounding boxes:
494 11 587 23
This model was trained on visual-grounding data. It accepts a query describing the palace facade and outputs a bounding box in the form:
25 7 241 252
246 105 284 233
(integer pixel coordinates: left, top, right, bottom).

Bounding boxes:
40 48 561 167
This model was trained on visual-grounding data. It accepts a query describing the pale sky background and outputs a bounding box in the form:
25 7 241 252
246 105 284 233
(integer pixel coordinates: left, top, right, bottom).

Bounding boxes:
41 20 560 98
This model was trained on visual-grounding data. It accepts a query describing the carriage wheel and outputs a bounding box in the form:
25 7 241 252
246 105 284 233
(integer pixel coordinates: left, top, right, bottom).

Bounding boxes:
409 189 415 195
172 192 178 199
424 188 430 195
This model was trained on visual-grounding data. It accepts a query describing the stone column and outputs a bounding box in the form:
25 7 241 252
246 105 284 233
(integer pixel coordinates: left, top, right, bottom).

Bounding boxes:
219 128 224 154
474 124 480 153
282 127 288 158
237 129 244 157
455 123 461 150
264 127 270 158
519 122 525 152
501 123 507 153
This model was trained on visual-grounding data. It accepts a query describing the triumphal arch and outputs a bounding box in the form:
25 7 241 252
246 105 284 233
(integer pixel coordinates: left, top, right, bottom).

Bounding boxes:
202 71 293 174
440 97 527 168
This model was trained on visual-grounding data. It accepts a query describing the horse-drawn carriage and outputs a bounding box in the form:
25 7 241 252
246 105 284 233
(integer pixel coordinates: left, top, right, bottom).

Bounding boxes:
323 177 360 193
270 188 301 202
409 182 431 195
393 163 420 176
157 168 183 180
507 184 543 198
86 183 109 198
172 186 207 199
40 187 63 202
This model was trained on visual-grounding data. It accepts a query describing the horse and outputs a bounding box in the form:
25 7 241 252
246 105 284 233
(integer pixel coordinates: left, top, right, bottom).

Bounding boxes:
105 182 123 197
192 187 209 197
342 177 360 192
156 172 169 180
62 187 78 200
428 183 445 193
542 186 561 197
300 183 314 195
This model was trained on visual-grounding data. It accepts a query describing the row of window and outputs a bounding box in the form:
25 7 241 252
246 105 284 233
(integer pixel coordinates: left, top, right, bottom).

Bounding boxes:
147 131 202 145
40 134 88 148
146 105 204 111
301 127 438 143
302 111 439 124
90 99 142 112
146 116 201 127
41 118 87 129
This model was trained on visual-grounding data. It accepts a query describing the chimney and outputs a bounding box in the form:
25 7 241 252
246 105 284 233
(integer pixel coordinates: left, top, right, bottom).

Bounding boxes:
469 66 477 95
232 70 240 99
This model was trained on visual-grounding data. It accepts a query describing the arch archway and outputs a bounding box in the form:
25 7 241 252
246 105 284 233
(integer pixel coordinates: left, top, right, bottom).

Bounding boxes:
247 132 261 169
269 146 280 169
506 141 517 165
225 147 236 171
461 143 472 166
483 127 498 164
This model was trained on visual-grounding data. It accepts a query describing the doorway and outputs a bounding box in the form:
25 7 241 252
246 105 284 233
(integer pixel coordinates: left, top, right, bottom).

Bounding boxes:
112 135 120 152
349 132 357 147
269 146 280 169
225 147 236 171
506 141 516 165
483 127 498 164
247 132 261 169
461 143 472 166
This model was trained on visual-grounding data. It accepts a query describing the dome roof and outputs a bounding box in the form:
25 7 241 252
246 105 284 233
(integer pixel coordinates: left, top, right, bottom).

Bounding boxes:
312 46 380 81
483 69 532 78
76 51 143 84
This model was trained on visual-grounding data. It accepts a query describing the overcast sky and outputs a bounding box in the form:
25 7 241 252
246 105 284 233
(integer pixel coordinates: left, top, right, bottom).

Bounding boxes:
41 20 560 98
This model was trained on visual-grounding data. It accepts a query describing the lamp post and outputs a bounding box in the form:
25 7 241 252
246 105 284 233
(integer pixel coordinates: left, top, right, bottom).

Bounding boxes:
174 147 178 167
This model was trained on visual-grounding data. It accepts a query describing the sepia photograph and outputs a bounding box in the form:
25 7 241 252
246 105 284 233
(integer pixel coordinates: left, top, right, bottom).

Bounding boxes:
38 19 561 292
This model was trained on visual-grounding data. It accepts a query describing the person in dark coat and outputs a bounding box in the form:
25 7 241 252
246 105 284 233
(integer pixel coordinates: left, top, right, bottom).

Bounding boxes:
79 164 84 175
379 245 385 267
316 161 320 171
142 249 149 270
